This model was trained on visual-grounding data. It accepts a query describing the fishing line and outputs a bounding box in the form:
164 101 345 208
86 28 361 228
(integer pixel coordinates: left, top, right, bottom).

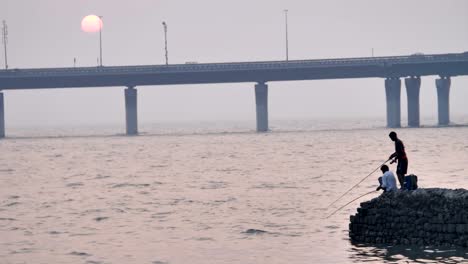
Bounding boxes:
326 158 390 208
325 190 377 219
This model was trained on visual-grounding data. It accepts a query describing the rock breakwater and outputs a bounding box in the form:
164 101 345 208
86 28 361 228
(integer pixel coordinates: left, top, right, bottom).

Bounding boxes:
349 188 468 247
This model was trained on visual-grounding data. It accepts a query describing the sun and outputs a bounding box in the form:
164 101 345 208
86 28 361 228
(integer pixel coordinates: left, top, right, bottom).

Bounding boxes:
81 15 103 33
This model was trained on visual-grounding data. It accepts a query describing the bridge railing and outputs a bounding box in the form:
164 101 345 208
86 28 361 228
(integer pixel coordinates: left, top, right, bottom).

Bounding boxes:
1 52 467 78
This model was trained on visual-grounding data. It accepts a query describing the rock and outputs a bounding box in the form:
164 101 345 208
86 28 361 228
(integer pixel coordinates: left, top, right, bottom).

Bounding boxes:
447 224 455 233
349 188 468 248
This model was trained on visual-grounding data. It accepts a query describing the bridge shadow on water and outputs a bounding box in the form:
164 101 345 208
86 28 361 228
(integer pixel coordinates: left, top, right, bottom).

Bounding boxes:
349 243 468 263
3 122 468 141
1 130 258 141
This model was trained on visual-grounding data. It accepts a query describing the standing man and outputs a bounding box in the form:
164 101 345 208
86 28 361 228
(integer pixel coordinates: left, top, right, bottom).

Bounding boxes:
388 131 408 189
376 165 398 192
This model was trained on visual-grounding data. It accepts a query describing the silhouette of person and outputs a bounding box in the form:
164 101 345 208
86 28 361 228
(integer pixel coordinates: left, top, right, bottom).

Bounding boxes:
388 131 408 188
376 165 398 192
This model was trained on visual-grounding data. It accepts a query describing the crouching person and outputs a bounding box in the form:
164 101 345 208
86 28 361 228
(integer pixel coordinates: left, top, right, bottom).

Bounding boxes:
376 165 398 192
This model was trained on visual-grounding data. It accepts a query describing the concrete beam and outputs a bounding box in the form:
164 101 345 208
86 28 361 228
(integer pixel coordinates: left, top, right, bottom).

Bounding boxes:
436 77 451 126
0 92 4 138
385 78 401 128
405 77 421 127
255 82 268 132
125 87 138 135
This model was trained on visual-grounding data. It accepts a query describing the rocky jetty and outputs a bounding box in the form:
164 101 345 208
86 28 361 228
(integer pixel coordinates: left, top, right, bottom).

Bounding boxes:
349 188 468 247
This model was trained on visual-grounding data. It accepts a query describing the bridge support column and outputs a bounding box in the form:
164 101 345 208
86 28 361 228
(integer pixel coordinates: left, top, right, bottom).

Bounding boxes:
0 92 4 138
405 77 421 127
436 77 451 126
125 86 138 135
385 78 401 128
255 82 268 132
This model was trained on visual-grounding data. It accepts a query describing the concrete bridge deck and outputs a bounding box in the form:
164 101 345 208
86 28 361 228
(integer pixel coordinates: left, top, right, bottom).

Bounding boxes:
0 52 467 137
1 52 467 89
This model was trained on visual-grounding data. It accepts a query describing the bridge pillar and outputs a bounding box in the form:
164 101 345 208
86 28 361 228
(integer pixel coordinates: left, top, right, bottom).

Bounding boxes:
405 77 421 127
0 92 4 138
436 77 451 126
125 86 138 135
255 82 268 132
385 78 401 128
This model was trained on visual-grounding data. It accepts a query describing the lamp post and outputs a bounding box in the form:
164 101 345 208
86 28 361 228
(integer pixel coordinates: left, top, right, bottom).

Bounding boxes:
99 16 103 66
2 20 8 69
162 21 168 65
284 10 289 61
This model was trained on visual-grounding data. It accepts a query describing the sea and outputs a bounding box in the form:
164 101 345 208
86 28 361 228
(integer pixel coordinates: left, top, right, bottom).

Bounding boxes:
1 116 467 264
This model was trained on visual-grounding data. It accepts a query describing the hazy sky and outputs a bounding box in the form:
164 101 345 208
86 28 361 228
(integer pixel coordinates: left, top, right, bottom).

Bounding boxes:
1 0 467 126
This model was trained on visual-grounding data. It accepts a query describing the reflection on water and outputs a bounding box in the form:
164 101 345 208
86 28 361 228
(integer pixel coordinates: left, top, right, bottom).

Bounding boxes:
349 243 468 264
0 119 467 263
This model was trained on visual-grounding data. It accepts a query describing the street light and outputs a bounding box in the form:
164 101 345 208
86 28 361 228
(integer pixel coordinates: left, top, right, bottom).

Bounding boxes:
284 10 289 61
162 21 168 65
2 20 8 69
99 16 103 66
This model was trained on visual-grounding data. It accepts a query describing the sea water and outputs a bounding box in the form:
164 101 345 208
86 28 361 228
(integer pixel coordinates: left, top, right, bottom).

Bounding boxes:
1 118 467 263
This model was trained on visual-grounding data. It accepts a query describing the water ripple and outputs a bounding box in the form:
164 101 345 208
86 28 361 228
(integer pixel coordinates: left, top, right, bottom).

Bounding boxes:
111 183 151 188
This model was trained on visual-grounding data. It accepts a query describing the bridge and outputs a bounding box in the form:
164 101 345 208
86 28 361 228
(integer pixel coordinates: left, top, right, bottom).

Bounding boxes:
1 52 467 137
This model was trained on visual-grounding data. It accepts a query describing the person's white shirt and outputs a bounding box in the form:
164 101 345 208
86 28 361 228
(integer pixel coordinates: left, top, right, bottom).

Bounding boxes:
382 170 398 192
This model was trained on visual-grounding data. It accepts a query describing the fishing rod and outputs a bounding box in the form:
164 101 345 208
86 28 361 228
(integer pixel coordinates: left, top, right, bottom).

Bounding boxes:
325 190 377 219
326 158 390 208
